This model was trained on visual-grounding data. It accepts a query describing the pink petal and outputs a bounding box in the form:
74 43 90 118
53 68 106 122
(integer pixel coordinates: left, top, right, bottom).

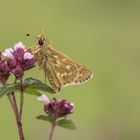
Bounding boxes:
2 48 14 59
37 94 50 104
23 52 33 60
14 42 26 51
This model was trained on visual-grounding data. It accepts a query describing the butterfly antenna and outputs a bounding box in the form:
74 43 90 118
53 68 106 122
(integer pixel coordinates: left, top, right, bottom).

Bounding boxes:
41 30 45 35
26 33 30 36
26 33 36 38
41 30 49 38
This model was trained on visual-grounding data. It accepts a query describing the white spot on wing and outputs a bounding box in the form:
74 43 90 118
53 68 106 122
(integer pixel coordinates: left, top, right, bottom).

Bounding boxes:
57 72 60 76
66 65 71 70
61 72 68 77
61 72 93 88
54 55 58 58
62 58 67 62
56 60 60 64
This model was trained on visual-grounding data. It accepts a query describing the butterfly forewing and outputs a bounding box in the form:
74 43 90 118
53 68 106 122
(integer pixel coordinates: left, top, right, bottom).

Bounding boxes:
73 64 93 84
46 45 93 90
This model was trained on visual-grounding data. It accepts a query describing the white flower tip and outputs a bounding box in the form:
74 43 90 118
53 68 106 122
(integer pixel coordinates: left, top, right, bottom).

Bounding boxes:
70 103 75 107
14 42 26 51
37 94 50 104
2 52 6 57
2 48 14 59
23 52 33 60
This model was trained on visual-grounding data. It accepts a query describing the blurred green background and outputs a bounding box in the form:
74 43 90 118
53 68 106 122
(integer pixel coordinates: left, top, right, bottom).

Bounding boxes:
0 0 140 140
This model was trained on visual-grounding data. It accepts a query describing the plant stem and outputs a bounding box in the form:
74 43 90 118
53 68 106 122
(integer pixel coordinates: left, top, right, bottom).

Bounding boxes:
18 77 25 140
7 77 25 140
19 77 24 121
16 120 25 140
7 93 17 118
11 93 19 119
48 121 56 140
8 92 25 140
12 92 25 140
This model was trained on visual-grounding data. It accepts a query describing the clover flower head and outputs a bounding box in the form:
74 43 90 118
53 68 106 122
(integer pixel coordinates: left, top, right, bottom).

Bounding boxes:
1 42 36 79
38 95 74 120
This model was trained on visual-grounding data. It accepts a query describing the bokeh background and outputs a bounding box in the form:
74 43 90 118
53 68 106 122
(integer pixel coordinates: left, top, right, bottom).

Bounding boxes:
0 0 140 140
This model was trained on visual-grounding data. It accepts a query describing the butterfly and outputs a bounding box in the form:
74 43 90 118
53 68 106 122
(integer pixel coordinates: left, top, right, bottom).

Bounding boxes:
28 34 93 92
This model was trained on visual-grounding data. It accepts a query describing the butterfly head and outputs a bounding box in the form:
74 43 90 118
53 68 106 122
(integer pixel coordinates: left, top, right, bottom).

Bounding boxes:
36 35 48 46
26 33 49 47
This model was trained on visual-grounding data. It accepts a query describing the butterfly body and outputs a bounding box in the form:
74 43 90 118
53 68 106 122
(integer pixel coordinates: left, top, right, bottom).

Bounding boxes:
33 35 93 92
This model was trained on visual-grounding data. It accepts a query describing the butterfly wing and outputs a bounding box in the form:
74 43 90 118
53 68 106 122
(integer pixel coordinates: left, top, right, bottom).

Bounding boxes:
45 46 93 92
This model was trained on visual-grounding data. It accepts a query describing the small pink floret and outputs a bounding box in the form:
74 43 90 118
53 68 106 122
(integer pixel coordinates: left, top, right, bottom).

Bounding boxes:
2 48 14 59
14 42 26 51
23 52 33 60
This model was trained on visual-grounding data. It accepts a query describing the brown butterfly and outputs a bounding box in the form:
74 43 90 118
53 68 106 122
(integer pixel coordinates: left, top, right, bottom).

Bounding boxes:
28 34 93 92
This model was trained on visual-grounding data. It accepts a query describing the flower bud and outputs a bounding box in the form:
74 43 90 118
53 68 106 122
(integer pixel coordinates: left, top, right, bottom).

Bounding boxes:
44 97 74 119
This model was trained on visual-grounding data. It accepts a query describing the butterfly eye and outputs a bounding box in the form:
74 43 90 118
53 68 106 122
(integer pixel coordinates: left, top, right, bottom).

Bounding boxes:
38 39 44 46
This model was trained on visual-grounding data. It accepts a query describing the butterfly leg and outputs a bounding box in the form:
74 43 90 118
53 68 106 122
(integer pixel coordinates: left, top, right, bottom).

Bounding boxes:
40 57 47 84
40 57 46 69
34 57 46 80
35 68 41 80
32 47 41 55
44 70 47 84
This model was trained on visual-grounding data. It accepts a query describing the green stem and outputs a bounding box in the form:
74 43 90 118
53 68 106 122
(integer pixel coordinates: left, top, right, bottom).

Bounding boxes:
48 121 56 140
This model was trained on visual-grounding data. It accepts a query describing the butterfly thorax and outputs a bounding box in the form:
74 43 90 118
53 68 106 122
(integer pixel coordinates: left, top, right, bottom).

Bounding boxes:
34 36 56 69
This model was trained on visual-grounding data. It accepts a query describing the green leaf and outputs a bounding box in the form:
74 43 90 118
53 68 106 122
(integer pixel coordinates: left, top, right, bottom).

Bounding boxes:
24 78 56 94
24 88 42 96
57 119 77 130
0 77 56 98
0 83 17 98
36 115 53 123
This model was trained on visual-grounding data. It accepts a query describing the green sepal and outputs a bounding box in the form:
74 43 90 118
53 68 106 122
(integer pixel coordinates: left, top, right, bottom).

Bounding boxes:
57 119 77 130
36 115 53 123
